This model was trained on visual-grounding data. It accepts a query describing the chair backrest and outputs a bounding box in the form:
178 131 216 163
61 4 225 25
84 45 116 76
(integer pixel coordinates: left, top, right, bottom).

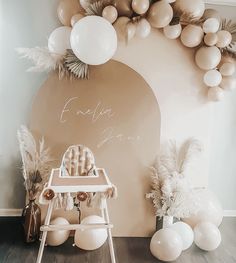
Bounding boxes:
61 145 95 176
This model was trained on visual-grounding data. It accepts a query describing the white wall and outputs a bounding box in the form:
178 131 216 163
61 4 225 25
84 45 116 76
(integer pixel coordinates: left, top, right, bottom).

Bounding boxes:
0 0 235 211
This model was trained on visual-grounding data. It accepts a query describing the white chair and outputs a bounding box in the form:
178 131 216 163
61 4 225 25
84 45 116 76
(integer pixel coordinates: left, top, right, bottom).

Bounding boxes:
37 145 117 263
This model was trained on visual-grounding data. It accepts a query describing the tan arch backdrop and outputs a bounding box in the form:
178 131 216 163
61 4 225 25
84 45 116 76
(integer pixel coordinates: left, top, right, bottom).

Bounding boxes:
30 60 160 237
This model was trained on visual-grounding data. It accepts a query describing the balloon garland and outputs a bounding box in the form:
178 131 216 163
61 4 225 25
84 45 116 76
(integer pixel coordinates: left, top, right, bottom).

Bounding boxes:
16 0 236 102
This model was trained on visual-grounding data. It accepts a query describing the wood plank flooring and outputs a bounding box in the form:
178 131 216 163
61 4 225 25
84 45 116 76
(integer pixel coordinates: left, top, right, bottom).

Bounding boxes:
0 217 235 263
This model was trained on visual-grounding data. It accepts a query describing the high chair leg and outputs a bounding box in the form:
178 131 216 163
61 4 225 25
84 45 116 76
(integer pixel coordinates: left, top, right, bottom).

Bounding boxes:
36 199 54 263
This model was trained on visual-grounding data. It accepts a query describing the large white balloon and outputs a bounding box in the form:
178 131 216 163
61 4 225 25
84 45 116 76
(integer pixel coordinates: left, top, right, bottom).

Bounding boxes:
46 217 70 246
182 189 223 227
171 222 194 250
194 222 221 251
70 16 117 65
48 26 72 56
204 70 222 87
150 229 183 262
74 215 108 250
203 18 220 33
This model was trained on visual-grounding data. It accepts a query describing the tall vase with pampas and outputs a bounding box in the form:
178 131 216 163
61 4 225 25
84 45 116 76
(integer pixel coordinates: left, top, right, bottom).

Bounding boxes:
17 125 52 243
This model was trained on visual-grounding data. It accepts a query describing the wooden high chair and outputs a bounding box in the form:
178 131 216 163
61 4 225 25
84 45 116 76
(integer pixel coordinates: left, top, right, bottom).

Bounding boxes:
37 145 117 263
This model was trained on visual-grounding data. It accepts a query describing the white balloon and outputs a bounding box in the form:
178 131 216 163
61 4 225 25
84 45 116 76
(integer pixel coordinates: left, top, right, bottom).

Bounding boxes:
48 26 72 56
150 229 183 262
135 18 151 38
70 16 117 65
171 222 194 250
74 215 108 250
194 222 221 251
203 18 220 33
204 70 222 87
182 189 223 227
163 24 182 39
46 217 70 246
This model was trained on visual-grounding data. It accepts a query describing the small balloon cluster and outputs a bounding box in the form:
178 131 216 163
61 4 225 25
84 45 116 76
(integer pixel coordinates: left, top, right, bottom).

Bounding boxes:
17 0 236 102
150 189 223 262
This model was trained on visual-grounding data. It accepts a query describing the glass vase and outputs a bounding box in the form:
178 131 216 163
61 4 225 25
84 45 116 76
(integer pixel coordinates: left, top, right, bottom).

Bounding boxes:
22 199 41 243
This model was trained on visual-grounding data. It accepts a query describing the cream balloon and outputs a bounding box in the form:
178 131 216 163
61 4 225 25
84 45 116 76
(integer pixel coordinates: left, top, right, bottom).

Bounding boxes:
203 18 220 33
135 18 151 38
204 70 222 87
163 24 182 39
182 189 223 227
195 46 221 70
74 215 108 250
46 217 70 246
80 0 90 10
194 222 221 251
150 229 183 262
132 0 150 15
147 1 173 28
127 22 137 41
174 0 205 19
102 5 118 24
70 16 117 65
48 26 72 56
220 77 236 91
203 8 221 23
71 13 84 27
204 33 218 46
180 25 204 47
220 63 235 77
113 16 130 42
171 222 194 250
216 30 232 48
208 87 224 101
57 0 81 26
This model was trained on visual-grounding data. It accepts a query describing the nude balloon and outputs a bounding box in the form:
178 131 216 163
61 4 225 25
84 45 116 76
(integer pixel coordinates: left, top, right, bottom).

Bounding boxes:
203 18 220 33
174 0 205 19
204 33 218 46
208 87 224 101
219 63 235 77
102 5 118 24
132 0 150 15
127 22 137 41
71 13 84 27
135 18 151 38
164 24 182 39
220 77 236 91
203 8 221 23
113 16 130 42
147 1 173 28
195 46 221 70
180 25 203 47
57 0 81 26
216 30 232 48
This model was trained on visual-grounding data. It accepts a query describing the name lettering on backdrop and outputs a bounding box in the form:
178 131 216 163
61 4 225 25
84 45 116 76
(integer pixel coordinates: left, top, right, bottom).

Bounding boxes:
59 97 141 148
60 97 114 123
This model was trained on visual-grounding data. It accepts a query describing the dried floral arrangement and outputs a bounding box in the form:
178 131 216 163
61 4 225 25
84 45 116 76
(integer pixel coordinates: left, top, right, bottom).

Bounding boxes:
17 125 52 200
146 138 202 218
16 0 236 101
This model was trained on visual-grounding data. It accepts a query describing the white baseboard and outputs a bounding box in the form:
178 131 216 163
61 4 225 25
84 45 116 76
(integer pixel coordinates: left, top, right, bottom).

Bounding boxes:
0 209 22 217
223 210 236 217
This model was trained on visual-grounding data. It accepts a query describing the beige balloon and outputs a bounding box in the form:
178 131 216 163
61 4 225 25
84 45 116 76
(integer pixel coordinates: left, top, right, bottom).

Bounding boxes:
127 22 137 41
180 25 204 47
174 0 205 19
204 33 218 46
203 9 222 23
219 63 235 77
113 16 130 42
163 24 182 39
102 5 118 24
220 77 236 91
147 1 173 28
112 0 133 17
216 30 232 48
135 18 151 38
71 13 84 27
208 87 224 101
132 0 150 15
195 46 221 70
57 0 81 26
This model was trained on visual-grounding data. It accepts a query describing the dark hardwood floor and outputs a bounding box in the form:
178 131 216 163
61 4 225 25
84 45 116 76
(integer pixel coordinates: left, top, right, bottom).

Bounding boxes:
0 217 235 263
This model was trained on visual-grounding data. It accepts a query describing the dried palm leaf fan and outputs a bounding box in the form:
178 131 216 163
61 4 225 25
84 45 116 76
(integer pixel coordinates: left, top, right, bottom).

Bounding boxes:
85 0 112 16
